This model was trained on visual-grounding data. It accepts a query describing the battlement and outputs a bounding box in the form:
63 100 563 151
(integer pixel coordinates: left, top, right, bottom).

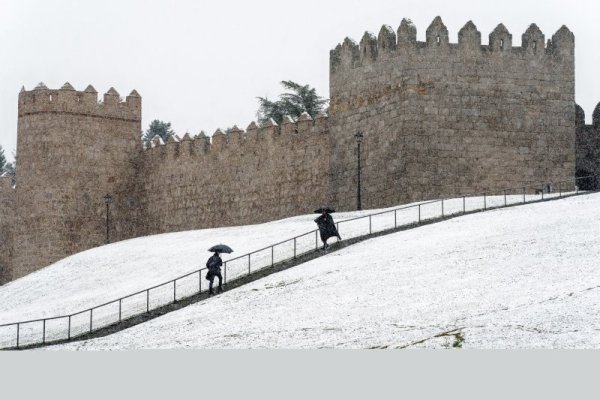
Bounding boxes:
18 83 141 121
144 112 329 157
330 17 574 74
576 102 600 128
594 102 600 128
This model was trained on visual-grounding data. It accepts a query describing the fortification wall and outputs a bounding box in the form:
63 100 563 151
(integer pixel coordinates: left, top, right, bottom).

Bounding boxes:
329 18 576 209
0 177 15 284
136 113 331 235
576 103 600 186
10 84 143 280
0 16 584 284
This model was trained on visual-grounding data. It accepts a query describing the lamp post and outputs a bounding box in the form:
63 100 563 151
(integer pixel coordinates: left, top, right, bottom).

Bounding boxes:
103 193 113 244
355 131 364 211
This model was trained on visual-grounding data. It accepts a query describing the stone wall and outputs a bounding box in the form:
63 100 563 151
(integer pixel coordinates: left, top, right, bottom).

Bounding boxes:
329 18 576 210
135 114 331 235
0 17 584 284
0 177 15 284
576 103 600 188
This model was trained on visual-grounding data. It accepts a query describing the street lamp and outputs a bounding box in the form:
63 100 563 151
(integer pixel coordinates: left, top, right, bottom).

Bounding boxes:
355 131 364 211
103 193 113 244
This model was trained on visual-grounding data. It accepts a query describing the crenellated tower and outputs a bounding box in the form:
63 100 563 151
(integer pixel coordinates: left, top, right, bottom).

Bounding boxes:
329 17 576 208
10 83 142 280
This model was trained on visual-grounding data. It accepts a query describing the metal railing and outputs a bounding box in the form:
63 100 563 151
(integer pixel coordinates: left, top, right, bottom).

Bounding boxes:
0 176 594 349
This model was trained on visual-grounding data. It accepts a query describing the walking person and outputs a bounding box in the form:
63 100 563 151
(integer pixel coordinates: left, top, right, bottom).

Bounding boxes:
205 252 223 295
314 207 342 251
205 244 234 295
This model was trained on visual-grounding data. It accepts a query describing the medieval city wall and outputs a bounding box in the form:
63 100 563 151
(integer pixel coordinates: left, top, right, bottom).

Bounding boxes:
328 18 576 210
0 17 586 284
136 114 331 235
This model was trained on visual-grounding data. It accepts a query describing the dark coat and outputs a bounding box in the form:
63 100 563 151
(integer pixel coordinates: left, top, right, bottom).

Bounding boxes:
205 253 223 285
206 253 223 276
314 213 340 243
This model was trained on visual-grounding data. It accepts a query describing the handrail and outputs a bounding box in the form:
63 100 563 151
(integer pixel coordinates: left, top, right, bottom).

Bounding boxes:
0 175 596 347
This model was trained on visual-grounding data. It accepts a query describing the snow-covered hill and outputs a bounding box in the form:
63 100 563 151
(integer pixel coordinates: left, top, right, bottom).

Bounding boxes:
48 193 600 349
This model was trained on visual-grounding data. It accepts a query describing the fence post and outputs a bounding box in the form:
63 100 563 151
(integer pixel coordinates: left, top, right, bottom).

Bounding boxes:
173 280 177 303
146 289 150 313
369 215 372 234
441 199 444 217
119 299 122 323
68 316 71 340
43 319 46 344
90 309 93 333
394 210 397 228
559 182 562 198
418 204 421 223
16 323 19 349
315 231 318 249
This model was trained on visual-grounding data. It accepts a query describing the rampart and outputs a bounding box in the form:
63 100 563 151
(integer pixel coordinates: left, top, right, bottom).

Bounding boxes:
135 114 331 235
0 17 589 284
329 17 576 209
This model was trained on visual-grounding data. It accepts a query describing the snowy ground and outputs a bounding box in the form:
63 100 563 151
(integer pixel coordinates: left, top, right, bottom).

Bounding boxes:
43 192 600 350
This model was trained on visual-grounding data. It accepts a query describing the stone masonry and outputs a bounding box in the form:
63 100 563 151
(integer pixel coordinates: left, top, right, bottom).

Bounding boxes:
329 18 576 209
0 17 591 284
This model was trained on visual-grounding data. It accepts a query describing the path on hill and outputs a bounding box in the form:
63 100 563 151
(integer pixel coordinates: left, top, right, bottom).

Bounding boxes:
3 189 590 349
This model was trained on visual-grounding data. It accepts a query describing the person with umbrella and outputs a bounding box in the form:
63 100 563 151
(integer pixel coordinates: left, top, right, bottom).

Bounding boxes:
314 207 342 251
205 244 233 295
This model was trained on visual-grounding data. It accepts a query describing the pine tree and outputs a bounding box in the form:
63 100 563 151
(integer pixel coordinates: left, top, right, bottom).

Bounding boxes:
142 120 175 145
257 81 328 125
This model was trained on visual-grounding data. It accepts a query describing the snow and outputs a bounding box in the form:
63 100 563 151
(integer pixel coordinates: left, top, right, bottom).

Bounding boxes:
36 192 600 349
2 195 461 347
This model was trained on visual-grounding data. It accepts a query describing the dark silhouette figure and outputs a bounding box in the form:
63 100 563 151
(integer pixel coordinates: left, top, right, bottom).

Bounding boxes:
205 252 223 295
314 212 342 250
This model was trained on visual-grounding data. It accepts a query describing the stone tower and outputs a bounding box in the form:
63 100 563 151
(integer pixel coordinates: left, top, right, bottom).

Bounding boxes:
329 18 576 209
9 83 142 280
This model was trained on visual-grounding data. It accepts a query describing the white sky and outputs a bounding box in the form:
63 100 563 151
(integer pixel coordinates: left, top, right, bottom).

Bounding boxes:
1 0 598 161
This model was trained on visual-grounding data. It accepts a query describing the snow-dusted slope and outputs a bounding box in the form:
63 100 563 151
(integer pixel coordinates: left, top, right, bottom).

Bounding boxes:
51 194 600 349
0 203 421 326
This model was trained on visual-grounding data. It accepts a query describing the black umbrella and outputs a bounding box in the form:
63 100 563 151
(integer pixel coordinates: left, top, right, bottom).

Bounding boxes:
314 207 336 214
208 244 234 254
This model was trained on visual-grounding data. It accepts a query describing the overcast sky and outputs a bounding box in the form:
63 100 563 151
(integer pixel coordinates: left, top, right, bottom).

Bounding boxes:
1 0 598 161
